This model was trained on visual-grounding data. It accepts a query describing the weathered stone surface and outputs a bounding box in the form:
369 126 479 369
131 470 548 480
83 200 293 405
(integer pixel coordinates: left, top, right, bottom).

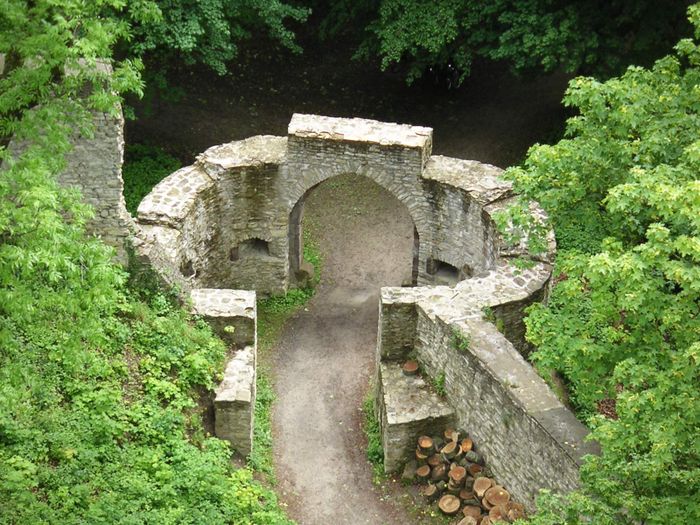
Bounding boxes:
214 345 256 456
134 114 544 294
375 288 597 512
130 114 592 512
7 105 134 264
190 288 256 348
289 113 432 151
377 362 455 473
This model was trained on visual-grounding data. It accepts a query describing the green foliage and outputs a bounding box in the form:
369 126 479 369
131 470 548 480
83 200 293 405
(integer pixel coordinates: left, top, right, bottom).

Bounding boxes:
320 0 691 83
503 5 700 523
122 144 181 214
131 0 310 75
0 2 293 522
249 369 276 477
302 229 322 287
361 391 385 483
432 372 446 397
451 328 471 353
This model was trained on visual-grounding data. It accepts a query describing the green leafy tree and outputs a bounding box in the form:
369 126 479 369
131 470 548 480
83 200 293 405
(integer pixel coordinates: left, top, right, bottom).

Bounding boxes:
131 0 310 75
318 0 692 83
502 4 700 523
0 2 293 522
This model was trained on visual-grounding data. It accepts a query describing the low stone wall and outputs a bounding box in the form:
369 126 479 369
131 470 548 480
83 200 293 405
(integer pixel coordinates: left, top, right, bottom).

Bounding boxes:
190 288 256 348
189 288 257 456
375 269 598 511
377 362 455 472
214 345 256 456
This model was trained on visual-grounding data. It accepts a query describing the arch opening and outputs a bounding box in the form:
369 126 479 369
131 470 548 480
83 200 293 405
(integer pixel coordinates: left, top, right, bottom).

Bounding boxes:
289 173 418 290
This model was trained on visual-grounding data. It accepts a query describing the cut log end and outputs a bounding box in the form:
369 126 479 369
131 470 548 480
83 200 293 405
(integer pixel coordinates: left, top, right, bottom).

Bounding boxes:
462 504 482 519
474 477 493 498
485 485 510 506
416 464 431 482
438 494 461 515
460 437 473 452
418 435 434 454
402 360 419 375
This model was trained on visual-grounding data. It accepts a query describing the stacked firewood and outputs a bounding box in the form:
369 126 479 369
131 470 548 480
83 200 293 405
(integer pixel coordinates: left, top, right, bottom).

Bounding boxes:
405 428 525 524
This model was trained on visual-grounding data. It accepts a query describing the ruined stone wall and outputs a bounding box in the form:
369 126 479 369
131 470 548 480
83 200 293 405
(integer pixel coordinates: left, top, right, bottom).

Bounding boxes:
60 111 133 264
136 136 288 295
375 268 597 511
190 288 257 457
134 114 593 511
136 114 519 295
7 109 133 264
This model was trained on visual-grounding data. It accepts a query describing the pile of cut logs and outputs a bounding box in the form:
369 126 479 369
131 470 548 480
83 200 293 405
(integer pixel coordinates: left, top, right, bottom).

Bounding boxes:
404 428 525 524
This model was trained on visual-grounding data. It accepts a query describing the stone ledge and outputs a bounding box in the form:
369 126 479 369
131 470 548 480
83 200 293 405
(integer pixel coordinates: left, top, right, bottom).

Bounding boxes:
289 113 432 150
196 135 287 179
190 288 256 348
378 362 455 472
137 165 213 228
423 155 513 205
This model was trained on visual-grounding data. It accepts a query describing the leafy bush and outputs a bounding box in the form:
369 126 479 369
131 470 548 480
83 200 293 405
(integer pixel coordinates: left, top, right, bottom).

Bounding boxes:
0 3 293 521
122 144 181 215
503 4 700 523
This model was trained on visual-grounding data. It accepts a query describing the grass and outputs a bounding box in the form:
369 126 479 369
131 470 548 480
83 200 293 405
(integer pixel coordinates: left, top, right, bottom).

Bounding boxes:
362 390 386 485
451 327 471 353
432 372 447 397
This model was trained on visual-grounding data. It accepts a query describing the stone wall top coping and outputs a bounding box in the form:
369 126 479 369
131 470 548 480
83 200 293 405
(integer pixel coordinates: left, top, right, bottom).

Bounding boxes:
196 135 287 178
380 362 455 425
137 164 213 227
215 346 255 404
448 312 595 466
423 155 513 205
380 260 551 321
190 288 256 318
288 113 432 150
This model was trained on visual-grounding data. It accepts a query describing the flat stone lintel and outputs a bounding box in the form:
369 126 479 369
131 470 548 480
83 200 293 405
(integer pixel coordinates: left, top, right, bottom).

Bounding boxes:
289 113 433 150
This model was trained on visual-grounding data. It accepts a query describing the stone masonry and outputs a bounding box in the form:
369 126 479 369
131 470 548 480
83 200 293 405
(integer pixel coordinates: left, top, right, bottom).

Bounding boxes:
189 289 257 456
214 345 256 457
5 64 133 264
134 114 594 511
58 110 133 264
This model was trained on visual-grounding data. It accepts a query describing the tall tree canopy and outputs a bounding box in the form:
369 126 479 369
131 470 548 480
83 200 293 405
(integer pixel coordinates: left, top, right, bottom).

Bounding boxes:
318 0 693 82
503 4 700 523
130 0 309 75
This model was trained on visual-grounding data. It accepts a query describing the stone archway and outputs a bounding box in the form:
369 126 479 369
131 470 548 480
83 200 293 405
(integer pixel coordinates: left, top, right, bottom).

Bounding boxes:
134 114 596 512
288 174 421 286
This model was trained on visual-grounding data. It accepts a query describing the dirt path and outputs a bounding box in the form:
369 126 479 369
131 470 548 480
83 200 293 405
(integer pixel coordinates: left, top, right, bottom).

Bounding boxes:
271 175 415 524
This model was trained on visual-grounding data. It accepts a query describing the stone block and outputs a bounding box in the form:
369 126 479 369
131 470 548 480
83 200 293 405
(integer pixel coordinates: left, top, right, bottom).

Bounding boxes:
190 288 256 348
214 345 256 456
377 362 455 473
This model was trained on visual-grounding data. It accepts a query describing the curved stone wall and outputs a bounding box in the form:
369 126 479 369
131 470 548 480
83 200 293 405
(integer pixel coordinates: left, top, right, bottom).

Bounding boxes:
136 114 532 297
134 114 594 512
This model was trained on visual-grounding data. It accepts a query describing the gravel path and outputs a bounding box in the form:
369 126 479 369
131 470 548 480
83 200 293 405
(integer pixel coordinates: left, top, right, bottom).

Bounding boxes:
271 175 415 524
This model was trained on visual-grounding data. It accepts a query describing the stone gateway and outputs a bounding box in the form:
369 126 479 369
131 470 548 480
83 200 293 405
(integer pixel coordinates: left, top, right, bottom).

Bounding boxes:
61 112 597 512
